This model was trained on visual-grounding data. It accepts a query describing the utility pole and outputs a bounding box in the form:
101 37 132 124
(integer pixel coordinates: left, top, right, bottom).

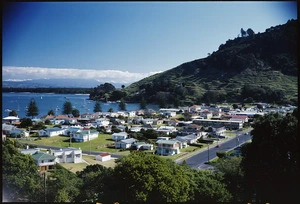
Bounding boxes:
207 144 210 163
44 172 47 202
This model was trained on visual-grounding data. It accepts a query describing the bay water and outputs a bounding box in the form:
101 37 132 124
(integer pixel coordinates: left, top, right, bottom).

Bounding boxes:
2 92 159 119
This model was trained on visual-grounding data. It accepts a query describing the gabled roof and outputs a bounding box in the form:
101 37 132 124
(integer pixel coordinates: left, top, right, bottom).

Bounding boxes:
120 138 137 144
32 151 56 161
156 140 179 145
99 153 110 157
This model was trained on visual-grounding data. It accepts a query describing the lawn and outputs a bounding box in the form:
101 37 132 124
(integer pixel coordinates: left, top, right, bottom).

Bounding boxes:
163 145 205 160
82 155 117 168
19 134 131 155
59 162 88 174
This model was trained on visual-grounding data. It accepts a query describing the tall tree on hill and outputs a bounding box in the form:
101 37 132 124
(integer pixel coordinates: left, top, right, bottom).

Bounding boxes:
94 101 102 112
62 100 72 116
26 98 39 118
240 28 247 37
246 28 255 37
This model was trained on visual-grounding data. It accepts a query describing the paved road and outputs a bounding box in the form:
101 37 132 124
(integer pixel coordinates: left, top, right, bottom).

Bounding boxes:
176 131 252 169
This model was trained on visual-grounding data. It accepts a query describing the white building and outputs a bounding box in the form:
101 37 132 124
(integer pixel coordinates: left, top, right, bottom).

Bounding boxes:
176 134 199 144
96 153 111 162
95 118 110 127
72 130 99 142
112 132 128 141
39 127 65 137
50 148 82 163
115 138 137 149
159 108 179 118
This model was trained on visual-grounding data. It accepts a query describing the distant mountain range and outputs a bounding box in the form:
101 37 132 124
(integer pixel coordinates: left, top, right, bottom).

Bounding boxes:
122 19 298 106
2 78 129 89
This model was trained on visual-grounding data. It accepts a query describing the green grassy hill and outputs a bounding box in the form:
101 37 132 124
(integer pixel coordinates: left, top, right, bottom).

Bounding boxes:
89 19 297 106
123 19 297 106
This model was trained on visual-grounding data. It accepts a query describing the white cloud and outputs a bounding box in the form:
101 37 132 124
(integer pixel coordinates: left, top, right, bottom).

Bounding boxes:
2 66 161 83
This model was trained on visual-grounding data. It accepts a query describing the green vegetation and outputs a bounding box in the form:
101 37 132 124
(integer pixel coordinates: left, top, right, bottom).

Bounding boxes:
26 98 39 118
22 134 131 156
241 109 299 202
2 139 43 202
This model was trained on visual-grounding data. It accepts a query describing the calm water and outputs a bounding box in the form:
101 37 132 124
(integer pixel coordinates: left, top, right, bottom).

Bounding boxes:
2 92 159 119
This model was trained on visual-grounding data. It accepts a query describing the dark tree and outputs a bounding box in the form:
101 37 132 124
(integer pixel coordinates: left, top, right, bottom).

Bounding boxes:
158 96 167 109
94 101 102 113
9 110 18 117
246 28 255 37
47 109 55 116
110 90 127 101
108 108 114 113
241 112 299 202
2 139 43 202
62 100 72 116
46 164 83 202
232 104 239 109
119 99 126 111
240 28 246 37
26 98 39 118
19 118 32 128
72 109 80 117
76 164 114 202
140 97 147 110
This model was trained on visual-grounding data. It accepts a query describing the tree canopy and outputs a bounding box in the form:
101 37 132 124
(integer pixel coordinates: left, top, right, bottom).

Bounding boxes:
2 139 42 202
93 101 102 112
241 111 299 202
26 98 39 118
62 100 72 116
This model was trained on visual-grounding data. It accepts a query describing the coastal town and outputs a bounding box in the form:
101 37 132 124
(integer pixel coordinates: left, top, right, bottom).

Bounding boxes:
2 102 296 172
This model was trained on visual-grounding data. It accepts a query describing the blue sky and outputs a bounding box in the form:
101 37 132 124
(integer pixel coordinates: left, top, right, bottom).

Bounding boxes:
2 1 298 84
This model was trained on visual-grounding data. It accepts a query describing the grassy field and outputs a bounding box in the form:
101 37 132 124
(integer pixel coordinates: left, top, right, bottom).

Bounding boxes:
82 155 117 168
163 144 205 160
19 134 130 155
59 162 88 174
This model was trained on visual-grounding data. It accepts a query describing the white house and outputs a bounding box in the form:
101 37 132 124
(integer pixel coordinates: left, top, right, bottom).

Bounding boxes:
131 142 153 150
127 111 136 117
159 108 179 117
96 153 111 162
20 149 56 171
72 130 99 142
176 134 199 144
50 148 82 163
142 118 154 125
115 138 137 149
156 126 177 135
130 126 143 132
62 127 81 136
200 110 213 119
156 139 181 156
157 136 171 140
212 126 226 136
112 132 128 141
95 118 110 127
39 127 65 137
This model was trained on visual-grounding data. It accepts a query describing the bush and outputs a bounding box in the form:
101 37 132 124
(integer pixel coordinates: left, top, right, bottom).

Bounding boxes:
216 151 227 159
